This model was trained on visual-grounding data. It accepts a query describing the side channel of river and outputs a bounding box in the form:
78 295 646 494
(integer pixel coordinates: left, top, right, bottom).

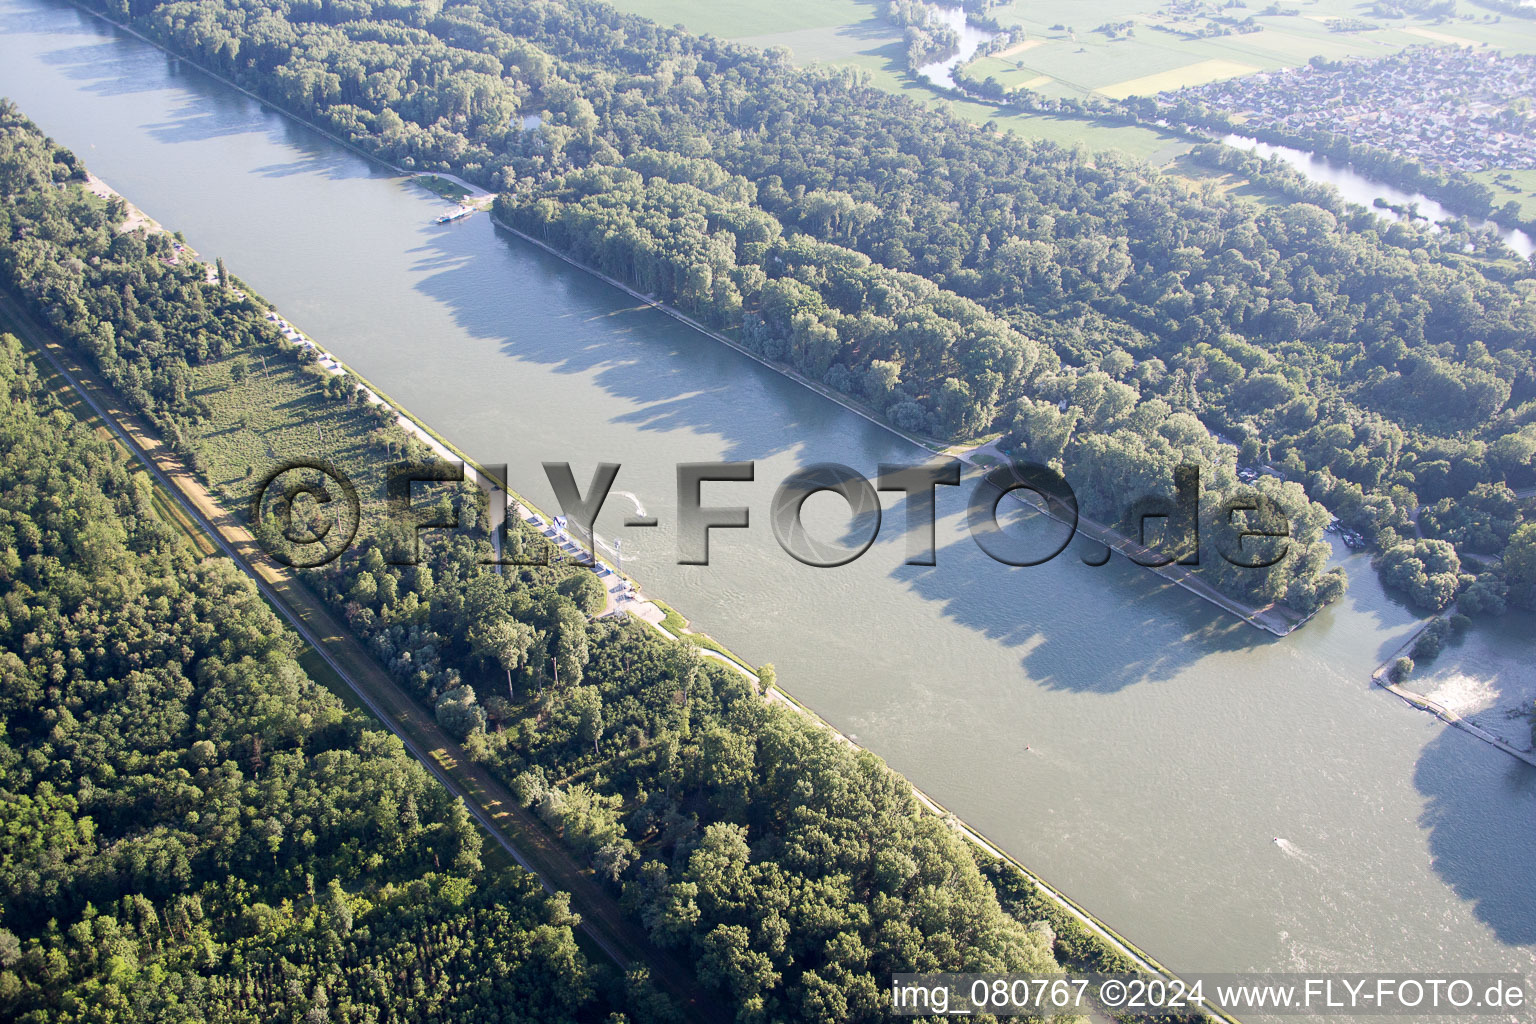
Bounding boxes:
1224 134 1536 260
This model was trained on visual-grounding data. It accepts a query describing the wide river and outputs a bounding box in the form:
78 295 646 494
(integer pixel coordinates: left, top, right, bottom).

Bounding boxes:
3 1 1533 1016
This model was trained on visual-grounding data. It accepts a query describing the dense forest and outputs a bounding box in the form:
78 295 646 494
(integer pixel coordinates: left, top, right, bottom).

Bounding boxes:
0 332 602 1022
313 527 1066 1021
80 0 1536 616
0 104 1126 1022
496 164 1336 608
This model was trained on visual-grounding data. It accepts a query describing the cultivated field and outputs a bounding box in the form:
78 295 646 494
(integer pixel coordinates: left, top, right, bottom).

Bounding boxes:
604 0 1195 160
1090 58 1261 100
600 0 1536 172
603 0 886 41
972 0 1536 100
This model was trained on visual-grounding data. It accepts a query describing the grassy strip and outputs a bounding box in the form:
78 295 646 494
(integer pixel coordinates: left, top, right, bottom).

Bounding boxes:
296 646 366 713
414 174 471 202
652 597 689 636
649 598 756 672
755 658 1232 1021
145 484 218 557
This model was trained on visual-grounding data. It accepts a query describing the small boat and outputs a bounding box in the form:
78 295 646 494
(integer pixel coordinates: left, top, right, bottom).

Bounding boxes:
435 206 472 224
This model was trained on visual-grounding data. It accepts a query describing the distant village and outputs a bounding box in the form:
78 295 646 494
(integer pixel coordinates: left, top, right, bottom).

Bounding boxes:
1165 45 1536 173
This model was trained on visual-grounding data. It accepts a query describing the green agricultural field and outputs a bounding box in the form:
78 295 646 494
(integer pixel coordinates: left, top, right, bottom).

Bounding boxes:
603 0 886 41
980 103 1192 162
831 52 1195 160
604 0 907 71
603 0 1196 161
979 0 1536 101
599 0 1536 172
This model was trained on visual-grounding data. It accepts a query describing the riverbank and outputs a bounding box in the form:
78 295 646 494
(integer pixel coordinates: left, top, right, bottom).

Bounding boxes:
12 0 1536 991
1221 134 1536 260
72 154 1234 1017
0 285 726 1020
494 214 1306 637
1369 613 1536 769
70 0 496 229
642 584 1242 1024
63 0 1308 638
939 50 1536 255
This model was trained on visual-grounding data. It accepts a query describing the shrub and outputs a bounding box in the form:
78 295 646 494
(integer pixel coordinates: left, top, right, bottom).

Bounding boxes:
1411 631 1442 662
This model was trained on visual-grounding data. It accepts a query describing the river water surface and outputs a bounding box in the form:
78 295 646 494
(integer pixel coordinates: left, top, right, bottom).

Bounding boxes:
2 1 1534 1017
1224 134 1536 260
915 5 998 91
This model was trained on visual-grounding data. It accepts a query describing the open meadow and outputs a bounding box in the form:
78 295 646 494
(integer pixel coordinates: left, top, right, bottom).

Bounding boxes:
1474 167 1536 223
603 0 1196 159
602 0 887 42
595 0 1536 217
978 0 1536 100
605 0 1536 165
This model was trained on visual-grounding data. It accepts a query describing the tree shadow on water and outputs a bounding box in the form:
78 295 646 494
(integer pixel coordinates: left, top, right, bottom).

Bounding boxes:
15 0 174 98
247 115 401 182
398 220 912 465
32 38 170 97
143 88 395 185
399 219 1291 692
1413 725 1536 946
892 515 1269 694
141 86 276 147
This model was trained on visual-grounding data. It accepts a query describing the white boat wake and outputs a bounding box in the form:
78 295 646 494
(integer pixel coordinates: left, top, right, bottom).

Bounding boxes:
1273 837 1315 865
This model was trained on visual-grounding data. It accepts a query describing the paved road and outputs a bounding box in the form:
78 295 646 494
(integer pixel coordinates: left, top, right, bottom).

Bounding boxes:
0 290 722 1023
